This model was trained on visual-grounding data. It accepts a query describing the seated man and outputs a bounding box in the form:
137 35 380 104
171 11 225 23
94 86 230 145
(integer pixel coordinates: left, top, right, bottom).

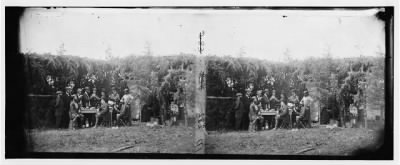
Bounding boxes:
295 90 312 130
248 97 259 132
108 100 120 127
94 96 108 128
116 88 132 126
273 96 289 130
70 95 83 130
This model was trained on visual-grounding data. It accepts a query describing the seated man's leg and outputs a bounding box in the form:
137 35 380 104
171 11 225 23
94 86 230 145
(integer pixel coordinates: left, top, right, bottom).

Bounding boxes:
117 105 129 126
71 113 80 129
95 110 107 127
274 115 280 129
296 115 306 129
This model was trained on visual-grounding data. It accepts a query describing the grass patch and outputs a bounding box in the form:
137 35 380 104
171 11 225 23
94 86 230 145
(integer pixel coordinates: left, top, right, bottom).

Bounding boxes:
205 127 382 155
26 124 194 153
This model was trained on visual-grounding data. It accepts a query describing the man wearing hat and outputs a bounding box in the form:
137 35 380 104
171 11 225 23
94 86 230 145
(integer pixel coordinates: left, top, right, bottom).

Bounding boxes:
261 89 272 129
234 93 244 130
82 86 91 108
55 90 65 129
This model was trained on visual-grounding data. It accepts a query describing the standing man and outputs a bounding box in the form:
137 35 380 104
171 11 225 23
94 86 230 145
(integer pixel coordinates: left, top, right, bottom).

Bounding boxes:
55 90 65 129
76 88 83 107
241 88 252 130
62 86 73 128
81 86 92 127
269 90 280 110
327 87 339 124
261 89 271 129
234 93 244 130
261 89 270 111
82 86 91 108
254 90 264 130
173 87 185 124
90 87 100 108
255 90 263 108
117 88 133 126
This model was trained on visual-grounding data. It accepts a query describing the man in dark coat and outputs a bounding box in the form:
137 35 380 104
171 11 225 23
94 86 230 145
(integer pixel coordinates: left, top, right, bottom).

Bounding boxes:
269 89 280 110
55 90 65 129
261 89 270 110
62 86 72 128
234 93 244 130
82 86 91 108
241 89 251 130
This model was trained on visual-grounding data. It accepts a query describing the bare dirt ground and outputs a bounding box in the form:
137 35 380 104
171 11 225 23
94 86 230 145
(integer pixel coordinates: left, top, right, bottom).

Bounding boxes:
26 123 194 153
205 127 383 155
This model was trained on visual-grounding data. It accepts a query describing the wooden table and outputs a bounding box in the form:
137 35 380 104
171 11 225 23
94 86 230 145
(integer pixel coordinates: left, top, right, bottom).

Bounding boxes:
260 111 276 129
260 111 277 116
80 107 98 114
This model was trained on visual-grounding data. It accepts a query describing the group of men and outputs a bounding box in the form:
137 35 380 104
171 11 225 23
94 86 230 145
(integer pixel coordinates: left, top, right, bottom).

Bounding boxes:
54 86 133 129
232 88 313 132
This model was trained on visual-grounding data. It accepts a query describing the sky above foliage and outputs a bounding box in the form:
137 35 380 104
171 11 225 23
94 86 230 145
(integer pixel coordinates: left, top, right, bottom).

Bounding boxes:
20 8 385 61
